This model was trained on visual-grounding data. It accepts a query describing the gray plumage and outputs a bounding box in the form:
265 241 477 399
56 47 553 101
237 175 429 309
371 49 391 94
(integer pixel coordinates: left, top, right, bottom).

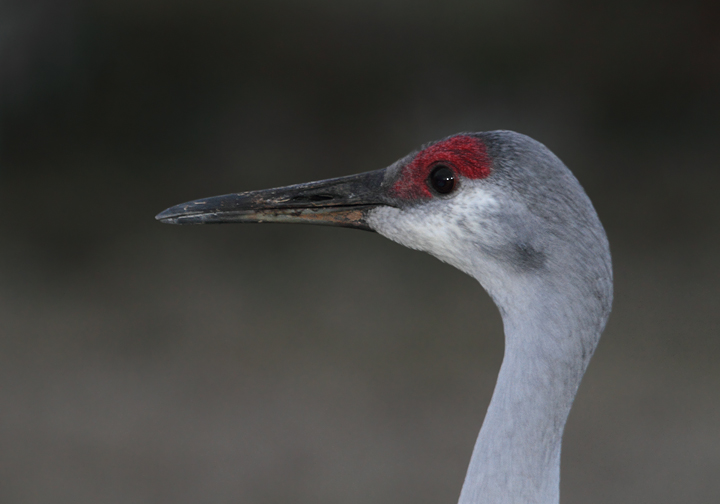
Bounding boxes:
369 131 612 503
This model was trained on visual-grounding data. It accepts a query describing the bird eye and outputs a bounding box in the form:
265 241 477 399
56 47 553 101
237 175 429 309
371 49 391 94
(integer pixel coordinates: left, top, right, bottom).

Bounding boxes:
428 165 456 194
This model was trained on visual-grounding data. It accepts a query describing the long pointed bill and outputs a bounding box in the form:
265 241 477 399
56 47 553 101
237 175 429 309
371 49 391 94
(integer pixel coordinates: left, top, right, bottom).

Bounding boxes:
155 168 391 231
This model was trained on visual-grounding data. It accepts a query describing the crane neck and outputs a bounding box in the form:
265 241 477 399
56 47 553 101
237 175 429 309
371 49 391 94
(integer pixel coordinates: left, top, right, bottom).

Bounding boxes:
458 287 599 504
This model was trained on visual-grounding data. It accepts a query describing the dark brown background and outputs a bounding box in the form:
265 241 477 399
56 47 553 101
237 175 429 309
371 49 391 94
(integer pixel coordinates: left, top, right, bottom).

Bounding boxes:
1 1 719 503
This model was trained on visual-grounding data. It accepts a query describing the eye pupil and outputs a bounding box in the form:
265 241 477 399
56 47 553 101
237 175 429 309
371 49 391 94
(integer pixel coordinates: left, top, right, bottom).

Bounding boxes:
429 165 456 194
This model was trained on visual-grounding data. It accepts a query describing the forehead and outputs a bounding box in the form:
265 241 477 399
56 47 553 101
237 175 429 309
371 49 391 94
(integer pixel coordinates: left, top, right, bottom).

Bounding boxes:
390 135 491 199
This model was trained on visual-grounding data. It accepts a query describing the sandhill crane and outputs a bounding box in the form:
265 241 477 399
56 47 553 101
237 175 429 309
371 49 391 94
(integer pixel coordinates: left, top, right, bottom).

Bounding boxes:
156 130 613 504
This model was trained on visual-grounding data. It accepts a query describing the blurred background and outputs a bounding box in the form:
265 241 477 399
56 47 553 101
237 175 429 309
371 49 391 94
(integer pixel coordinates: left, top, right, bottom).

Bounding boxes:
1 0 719 502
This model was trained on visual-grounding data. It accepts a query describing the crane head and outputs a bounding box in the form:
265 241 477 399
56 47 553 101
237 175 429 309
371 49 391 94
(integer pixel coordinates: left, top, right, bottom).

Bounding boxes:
156 131 612 318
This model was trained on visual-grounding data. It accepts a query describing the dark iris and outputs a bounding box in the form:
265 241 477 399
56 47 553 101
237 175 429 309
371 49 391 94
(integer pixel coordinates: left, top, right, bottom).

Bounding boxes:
428 165 456 194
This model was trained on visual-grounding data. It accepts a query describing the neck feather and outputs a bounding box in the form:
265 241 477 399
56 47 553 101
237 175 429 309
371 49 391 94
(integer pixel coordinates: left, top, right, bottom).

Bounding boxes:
458 287 600 504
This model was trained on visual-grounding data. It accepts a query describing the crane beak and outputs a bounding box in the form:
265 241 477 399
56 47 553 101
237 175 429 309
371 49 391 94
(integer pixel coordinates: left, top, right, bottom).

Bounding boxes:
155 168 391 231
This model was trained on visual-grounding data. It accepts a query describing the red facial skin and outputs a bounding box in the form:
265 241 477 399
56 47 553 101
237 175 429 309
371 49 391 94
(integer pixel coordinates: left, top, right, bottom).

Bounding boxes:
390 135 491 199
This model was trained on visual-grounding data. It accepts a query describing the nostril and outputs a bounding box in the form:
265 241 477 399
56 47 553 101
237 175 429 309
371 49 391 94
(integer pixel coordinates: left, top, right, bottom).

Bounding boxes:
292 194 335 202
309 194 335 201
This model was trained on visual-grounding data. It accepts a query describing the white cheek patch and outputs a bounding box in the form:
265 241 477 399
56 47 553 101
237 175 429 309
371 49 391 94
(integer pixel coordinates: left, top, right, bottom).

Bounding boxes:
367 184 500 275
